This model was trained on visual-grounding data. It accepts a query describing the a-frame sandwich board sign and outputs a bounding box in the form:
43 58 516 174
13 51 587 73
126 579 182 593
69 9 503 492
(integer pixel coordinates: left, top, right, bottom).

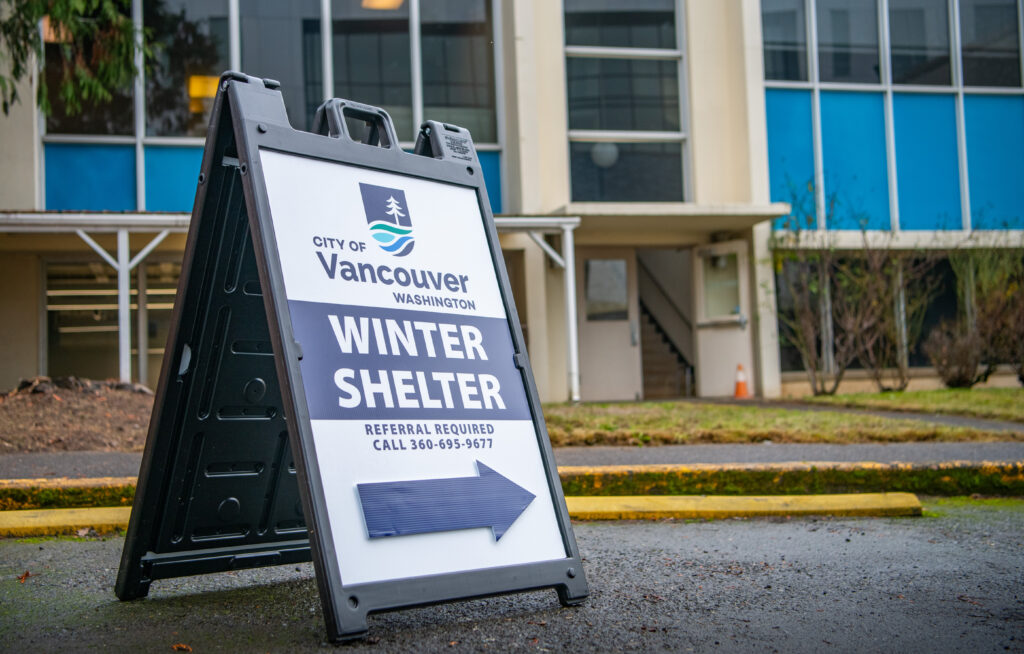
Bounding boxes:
116 72 588 641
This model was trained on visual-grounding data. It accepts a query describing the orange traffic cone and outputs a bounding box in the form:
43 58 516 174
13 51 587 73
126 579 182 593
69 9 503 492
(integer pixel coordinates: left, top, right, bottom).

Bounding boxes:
733 364 750 399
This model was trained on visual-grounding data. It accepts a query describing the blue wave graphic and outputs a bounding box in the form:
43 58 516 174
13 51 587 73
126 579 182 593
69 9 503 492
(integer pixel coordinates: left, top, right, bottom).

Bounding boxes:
368 220 415 257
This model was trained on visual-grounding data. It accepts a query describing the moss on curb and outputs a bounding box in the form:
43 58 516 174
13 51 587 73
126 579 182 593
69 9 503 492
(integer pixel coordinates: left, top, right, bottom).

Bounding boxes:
557 461 1024 497
0 478 136 511
0 462 1021 511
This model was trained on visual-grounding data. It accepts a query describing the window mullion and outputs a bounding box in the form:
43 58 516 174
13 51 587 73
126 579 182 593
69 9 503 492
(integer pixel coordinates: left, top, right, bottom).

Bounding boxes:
880 0 900 232
133 0 145 211
229 0 240 71
410 0 423 136
322 0 333 101
951 0 972 230
808 0 827 231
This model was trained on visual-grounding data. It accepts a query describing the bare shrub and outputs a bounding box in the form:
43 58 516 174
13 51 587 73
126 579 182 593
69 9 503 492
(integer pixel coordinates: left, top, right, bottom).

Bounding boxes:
922 323 985 388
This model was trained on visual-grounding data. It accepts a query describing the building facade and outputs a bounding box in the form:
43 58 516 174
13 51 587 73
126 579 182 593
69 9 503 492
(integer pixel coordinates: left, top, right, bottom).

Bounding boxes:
0 0 1020 400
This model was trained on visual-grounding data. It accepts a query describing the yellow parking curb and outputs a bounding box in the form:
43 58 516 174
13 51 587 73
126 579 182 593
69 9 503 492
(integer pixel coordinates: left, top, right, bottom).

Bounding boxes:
565 492 922 520
0 493 921 537
0 507 131 537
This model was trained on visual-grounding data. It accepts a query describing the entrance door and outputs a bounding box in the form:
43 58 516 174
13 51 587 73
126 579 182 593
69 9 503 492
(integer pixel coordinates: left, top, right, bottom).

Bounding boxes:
692 240 755 396
576 248 643 401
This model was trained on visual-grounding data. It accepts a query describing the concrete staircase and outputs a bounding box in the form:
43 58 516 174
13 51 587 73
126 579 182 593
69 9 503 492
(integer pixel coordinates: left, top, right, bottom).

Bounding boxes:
640 304 692 399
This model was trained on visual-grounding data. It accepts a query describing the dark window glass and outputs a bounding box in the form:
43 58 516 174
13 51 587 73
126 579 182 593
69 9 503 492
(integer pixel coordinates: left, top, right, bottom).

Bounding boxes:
421 1 496 142
330 0 412 140
44 8 134 136
145 0 230 136
567 58 679 131
889 0 951 85
816 0 880 83
585 259 629 321
564 0 676 49
762 0 808 81
960 0 1022 87
570 142 683 201
910 258 957 367
241 0 321 131
774 258 821 373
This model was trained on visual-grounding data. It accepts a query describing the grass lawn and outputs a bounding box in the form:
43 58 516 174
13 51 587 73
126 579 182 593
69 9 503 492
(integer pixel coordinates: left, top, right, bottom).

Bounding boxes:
541 400 1022 447
804 387 1024 423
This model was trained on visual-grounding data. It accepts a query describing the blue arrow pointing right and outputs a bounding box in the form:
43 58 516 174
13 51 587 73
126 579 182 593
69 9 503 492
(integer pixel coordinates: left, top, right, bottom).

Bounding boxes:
356 461 536 541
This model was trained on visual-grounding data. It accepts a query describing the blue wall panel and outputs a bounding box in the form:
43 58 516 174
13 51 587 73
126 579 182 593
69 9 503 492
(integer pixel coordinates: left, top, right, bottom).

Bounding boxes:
820 91 891 230
965 95 1024 230
144 146 204 212
765 89 816 229
478 151 502 214
45 144 136 211
893 94 962 230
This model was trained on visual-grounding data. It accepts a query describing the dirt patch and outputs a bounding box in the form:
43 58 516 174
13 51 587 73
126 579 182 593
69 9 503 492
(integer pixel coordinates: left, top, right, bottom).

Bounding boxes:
0 377 153 453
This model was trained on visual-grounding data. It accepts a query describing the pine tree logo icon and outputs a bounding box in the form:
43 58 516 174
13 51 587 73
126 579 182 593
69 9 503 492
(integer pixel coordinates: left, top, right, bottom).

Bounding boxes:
359 183 415 257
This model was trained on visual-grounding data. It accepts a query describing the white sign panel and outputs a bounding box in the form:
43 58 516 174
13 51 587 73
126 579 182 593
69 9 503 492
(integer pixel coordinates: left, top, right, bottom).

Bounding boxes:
260 150 567 585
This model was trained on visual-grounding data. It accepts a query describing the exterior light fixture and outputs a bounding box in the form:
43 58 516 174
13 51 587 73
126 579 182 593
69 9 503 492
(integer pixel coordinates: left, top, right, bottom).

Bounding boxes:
590 142 619 169
41 16 70 43
361 0 405 9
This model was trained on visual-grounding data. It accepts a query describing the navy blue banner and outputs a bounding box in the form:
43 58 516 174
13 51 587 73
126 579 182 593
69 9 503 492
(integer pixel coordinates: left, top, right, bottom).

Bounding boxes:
288 300 531 421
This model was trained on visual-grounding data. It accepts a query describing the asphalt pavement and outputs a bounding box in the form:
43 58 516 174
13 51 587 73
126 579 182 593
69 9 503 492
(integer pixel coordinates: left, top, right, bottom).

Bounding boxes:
1 498 1021 652
3 442 1024 480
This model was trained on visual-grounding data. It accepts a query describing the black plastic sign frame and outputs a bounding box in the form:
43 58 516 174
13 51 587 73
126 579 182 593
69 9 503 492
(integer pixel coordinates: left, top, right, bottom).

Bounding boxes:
116 72 588 641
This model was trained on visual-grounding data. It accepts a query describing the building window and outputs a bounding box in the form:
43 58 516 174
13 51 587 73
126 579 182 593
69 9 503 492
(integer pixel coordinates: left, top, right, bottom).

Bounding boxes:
329 1 413 138
960 0 1022 87
889 0 952 85
564 0 687 203
816 0 881 84
241 0 322 132
145 0 230 137
421 1 497 143
585 259 629 320
762 0 1024 232
762 0 809 81
41 1 502 213
563 0 676 48
43 5 134 136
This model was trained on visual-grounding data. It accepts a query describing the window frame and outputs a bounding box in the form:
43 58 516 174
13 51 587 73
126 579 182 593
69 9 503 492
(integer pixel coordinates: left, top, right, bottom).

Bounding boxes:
563 0 692 203
40 0 504 211
763 0 1024 234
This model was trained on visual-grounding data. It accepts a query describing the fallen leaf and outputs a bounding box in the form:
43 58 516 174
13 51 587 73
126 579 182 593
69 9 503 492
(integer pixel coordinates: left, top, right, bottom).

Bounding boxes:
448 641 459 646
171 644 192 652
17 571 32 583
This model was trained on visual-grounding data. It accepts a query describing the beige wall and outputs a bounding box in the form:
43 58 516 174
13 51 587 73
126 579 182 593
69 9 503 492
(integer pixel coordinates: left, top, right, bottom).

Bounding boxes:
0 71 40 210
0 253 41 389
501 0 570 214
685 0 771 206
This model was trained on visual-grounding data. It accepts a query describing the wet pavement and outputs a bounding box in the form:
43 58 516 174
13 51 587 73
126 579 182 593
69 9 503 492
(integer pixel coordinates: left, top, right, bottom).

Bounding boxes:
1 498 1021 652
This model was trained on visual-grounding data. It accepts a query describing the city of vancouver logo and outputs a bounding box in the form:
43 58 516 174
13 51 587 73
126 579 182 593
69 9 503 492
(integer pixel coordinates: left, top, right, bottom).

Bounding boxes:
359 182 415 257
